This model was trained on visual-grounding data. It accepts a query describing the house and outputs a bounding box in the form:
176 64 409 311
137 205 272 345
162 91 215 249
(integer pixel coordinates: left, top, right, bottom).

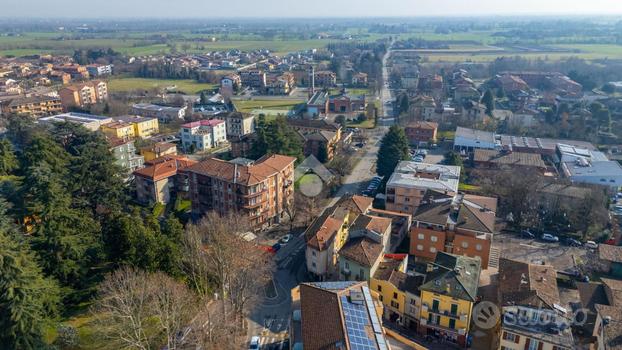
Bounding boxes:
58 80 108 109
86 64 113 77
576 278 622 350
223 112 255 139
405 121 438 145
54 64 90 80
1 95 62 118
409 95 437 120
113 115 159 138
313 70 336 88
385 161 461 215
183 154 296 230
220 73 241 91
329 94 366 115
410 192 497 269
133 155 196 204
305 194 373 280
370 255 425 329
290 281 390 350
132 103 186 123
108 137 144 176
140 142 177 162
461 101 487 122
419 252 481 347
180 119 227 152
288 118 342 161
38 112 112 131
338 215 392 282
352 72 368 87
598 244 622 278
472 149 547 172
495 74 530 93
497 258 574 350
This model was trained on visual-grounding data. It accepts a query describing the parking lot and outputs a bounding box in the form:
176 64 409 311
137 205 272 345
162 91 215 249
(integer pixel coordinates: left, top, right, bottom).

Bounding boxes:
494 232 589 273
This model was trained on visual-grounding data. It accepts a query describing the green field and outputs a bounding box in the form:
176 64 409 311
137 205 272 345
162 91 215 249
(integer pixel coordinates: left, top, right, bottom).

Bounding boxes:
107 77 216 94
232 98 305 114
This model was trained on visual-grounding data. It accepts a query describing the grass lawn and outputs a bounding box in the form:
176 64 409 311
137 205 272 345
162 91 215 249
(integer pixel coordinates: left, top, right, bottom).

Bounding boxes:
232 98 305 114
459 183 481 192
347 118 375 129
107 77 216 94
438 130 456 140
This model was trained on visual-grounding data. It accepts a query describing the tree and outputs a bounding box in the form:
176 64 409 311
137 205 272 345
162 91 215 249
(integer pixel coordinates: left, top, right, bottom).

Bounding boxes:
250 116 303 161
199 91 209 105
481 89 495 116
445 151 466 182
376 125 410 178
317 143 329 163
0 139 18 176
0 232 60 349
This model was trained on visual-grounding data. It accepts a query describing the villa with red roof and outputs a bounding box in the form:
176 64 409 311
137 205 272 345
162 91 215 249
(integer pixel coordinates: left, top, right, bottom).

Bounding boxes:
180 119 227 152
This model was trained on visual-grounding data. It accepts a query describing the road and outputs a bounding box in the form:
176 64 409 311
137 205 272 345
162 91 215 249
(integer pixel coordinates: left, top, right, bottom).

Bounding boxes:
246 43 398 350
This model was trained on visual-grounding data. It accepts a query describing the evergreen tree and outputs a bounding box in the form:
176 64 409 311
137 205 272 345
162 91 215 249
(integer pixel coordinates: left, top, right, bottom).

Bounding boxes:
376 125 410 178
317 144 329 163
0 232 60 349
481 89 495 116
200 91 209 104
0 139 18 176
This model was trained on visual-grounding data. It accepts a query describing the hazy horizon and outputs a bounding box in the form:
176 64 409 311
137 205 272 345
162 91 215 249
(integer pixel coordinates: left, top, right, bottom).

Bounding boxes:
4 0 622 19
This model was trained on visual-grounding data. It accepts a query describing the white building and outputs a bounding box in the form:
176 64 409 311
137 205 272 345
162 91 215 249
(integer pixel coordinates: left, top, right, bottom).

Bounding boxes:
180 119 227 152
453 127 499 152
132 103 186 123
86 64 113 77
39 112 113 131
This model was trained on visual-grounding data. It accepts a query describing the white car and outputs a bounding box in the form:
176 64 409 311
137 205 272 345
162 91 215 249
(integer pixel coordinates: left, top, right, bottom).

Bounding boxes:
249 336 260 350
280 234 293 244
585 241 598 249
541 233 559 242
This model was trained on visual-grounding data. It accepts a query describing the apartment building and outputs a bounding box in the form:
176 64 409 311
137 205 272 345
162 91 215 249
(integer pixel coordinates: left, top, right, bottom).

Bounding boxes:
180 119 227 152
133 155 196 204
140 142 177 162
108 137 145 176
313 70 337 88
101 121 135 139
385 161 461 215
405 121 438 145
86 64 113 77
497 259 574 350
410 192 497 269
223 112 255 138
239 69 266 89
132 103 186 123
58 80 108 109
183 154 296 230
2 95 62 118
113 115 159 138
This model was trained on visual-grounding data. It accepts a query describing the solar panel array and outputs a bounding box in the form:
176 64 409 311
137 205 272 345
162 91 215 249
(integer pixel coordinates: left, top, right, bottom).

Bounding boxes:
362 286 389 350
308 281 358 291
339 286 390 350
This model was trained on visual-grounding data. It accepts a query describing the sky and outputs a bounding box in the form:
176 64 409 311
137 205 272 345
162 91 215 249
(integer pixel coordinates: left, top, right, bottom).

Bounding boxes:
4 0 622 18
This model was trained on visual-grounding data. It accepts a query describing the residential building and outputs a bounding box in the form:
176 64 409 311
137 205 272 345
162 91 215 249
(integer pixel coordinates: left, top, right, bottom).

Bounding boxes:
101 121 135 139
132 103 186 123
598 244 622 278
405 121 438 145
305 195 373 280
223 112 255 138
86 64 113 77
329 94 366 114
239 69 266 89
180 119 227 152
370 255 425 329
288 118 342 161
290 281 390 350
183 154 296 230
58 80 108 109
409 95 437 120
113 115 159 138
497 258 574 350
385 161 461 215
410 192 497 269
108 137 144 176
338 214 392 282
1 95 62 118
461 101 487 122
576 278 622 350
140 142 177 162
495 74 530 93
220 73 241 91
54 64 90 80
38 112 112 131
313 70 337 88
352 72 368 87
419 252 481 347
472 149 547 173
133 155 196 204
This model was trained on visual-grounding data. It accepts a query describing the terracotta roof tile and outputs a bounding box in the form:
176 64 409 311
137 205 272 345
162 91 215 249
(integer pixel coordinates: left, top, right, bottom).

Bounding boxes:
498 258 560 309
339 237 383 268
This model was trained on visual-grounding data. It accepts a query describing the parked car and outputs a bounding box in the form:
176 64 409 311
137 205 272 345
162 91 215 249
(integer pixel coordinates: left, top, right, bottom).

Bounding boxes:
413 156 424 163
249 336 260 350
585 241 598 249
564 238 582 247
541 233 559 242
280 234 292 244
271 243 282 252
355 142 365 148
520 230 535 239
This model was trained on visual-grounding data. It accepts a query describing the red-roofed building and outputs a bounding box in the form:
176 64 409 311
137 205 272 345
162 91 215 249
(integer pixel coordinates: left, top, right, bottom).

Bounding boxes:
180 119 227 152
133 156 197 204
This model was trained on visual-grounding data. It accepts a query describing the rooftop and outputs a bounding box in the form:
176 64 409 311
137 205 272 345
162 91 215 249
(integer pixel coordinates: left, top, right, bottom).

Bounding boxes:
473 149 546 168
413 194 497 234
387 161 461 193
498 258 560 310
182 119 225 128
184 154 295 186
133 156 196 182
40 112 112 124
339 236 383 268
599 244 622 264
420 252 481 302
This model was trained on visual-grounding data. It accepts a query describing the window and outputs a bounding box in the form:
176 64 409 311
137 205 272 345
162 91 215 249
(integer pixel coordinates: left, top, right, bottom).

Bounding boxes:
345 262 349 269
502 331 520 343
391 301 399 308
378 285 382 292
379 295 383 302
393 292 398 299
417 244 424 251
312 262 316 268
476 244 482 251
312 251 316 256
448 318 455 329
432 299 440 311
462 241 469 248
450 304 458 315
418 233 425 240
527 340 539 350
431 236 438 242
405 197 410 202
430 247 437 253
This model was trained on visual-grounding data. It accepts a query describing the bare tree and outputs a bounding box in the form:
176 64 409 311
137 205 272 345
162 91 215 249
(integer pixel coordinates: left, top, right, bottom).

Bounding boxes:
92 267 201 350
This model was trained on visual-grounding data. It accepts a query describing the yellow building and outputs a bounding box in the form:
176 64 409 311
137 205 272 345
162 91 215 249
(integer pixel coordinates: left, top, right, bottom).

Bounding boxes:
101 121 135 139
140 142 177 162
370 255 410 323
419 252 481 347
115 115 159 138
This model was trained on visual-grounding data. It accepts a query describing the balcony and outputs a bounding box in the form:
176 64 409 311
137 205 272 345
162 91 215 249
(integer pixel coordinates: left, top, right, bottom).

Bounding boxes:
427 308 465 320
